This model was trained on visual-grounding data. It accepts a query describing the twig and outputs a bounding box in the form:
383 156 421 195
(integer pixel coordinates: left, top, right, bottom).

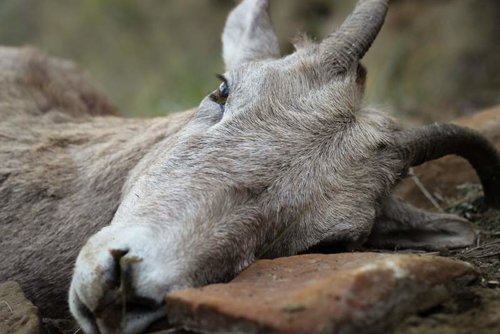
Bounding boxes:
409 169 444 212
459 240 500 257
475 251 500 259
481 231 500 237
0 300 13 314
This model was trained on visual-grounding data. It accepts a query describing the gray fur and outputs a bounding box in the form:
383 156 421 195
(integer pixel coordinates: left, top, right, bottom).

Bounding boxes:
0 46 194 317
0 1 491 333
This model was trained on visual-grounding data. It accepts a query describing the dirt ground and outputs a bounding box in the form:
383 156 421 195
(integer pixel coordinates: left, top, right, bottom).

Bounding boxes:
394 188 500 334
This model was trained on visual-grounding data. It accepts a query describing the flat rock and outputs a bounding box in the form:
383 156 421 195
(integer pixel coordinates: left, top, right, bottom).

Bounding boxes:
166 253 478 334
0 281 42 334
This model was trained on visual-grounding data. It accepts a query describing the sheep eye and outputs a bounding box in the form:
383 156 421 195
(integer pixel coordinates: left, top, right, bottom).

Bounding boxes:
209 74 230 107
218 81 229 98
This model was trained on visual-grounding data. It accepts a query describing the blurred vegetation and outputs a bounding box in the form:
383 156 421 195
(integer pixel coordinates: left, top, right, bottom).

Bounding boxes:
0 0 499 122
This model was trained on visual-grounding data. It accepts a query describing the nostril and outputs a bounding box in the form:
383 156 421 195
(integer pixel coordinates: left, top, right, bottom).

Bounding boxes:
106 248 143 304
108 248 129 289
109 248 129 261
86 248 148 331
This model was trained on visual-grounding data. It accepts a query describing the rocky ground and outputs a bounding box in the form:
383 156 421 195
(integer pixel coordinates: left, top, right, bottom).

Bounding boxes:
1 108 499 333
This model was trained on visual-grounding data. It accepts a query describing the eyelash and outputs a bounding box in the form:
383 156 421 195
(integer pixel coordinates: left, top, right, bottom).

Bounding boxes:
216 74 228 87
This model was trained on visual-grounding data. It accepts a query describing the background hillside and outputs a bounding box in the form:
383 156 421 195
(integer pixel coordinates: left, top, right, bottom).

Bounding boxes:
1 0 499 122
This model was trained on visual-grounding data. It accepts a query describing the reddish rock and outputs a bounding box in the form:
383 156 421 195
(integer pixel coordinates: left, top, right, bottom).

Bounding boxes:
0 281 42 334
396 107 500 210
166 253 477 334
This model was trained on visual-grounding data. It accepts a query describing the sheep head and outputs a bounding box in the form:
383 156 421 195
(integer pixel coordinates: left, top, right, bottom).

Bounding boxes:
69 1 499 333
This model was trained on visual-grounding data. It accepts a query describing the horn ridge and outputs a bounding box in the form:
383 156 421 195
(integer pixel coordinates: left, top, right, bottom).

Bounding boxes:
320 0 389 73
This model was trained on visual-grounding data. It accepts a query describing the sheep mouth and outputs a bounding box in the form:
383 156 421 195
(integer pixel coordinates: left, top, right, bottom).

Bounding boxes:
74 291 167 334
94 297 166 331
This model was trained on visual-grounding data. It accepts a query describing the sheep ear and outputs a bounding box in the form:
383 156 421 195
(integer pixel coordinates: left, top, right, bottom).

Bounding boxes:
222 0 280 70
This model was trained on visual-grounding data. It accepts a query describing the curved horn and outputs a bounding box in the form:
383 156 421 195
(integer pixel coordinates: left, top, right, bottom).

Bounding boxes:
395 123 500 208
320 0 389 73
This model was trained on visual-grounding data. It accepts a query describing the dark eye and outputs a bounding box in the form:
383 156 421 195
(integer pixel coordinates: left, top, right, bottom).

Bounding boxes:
209 74 230 107
218 81 229 98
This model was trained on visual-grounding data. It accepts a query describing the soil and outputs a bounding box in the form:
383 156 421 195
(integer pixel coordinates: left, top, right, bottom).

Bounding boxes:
394 186 500 334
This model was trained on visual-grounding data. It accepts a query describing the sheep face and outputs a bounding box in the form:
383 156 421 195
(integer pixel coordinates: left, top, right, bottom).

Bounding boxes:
70 2 399 333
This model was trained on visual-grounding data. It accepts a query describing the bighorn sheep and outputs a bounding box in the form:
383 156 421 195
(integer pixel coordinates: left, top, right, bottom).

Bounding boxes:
1 0 499 333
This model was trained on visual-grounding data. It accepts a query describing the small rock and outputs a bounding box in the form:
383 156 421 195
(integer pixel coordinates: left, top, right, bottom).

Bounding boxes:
166 253 478 334
0 281 42 334
486 280 499 288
